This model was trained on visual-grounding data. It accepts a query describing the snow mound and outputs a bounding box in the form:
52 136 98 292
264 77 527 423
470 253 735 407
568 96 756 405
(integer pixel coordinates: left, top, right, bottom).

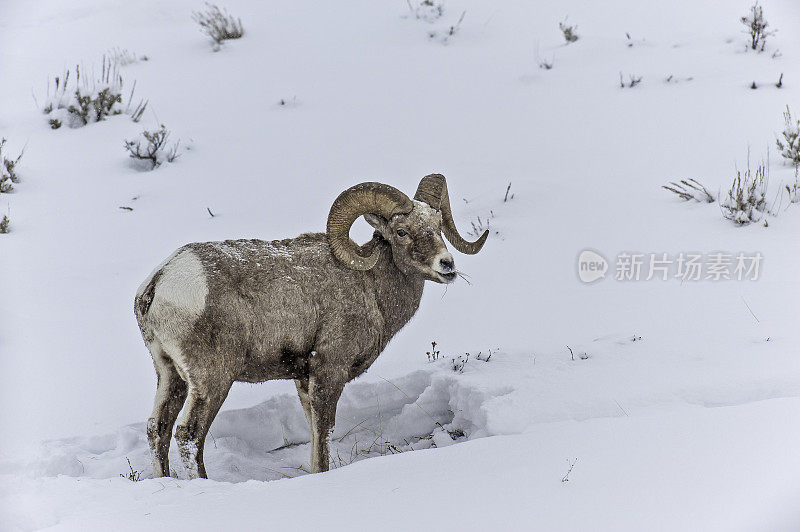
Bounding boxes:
5 327 799 484
2 361 513 482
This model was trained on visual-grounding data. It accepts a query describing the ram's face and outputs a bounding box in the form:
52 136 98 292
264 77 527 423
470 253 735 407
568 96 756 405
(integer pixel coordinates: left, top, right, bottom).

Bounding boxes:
380 201 456 284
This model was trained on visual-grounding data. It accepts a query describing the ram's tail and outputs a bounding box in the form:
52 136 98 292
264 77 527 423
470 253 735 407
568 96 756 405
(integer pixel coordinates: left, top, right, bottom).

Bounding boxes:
135 269 162 323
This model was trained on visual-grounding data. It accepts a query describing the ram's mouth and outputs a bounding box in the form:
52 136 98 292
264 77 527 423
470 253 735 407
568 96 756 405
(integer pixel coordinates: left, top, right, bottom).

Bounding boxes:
438 271 457 283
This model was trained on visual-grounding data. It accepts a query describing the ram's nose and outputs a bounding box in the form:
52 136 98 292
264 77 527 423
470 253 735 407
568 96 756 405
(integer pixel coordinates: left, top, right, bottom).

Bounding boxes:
433 251 457 283
439 258 455 273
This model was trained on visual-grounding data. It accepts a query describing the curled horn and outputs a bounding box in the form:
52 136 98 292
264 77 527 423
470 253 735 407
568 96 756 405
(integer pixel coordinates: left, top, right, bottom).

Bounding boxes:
414 174 488 254
327 182 413 270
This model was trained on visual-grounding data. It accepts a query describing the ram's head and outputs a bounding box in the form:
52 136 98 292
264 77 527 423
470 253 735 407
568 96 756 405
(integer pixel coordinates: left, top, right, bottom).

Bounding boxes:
326 174 488 283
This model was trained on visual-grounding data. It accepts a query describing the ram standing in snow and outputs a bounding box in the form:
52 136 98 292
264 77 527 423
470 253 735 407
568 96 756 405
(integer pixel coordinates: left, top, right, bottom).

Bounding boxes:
134 174 487 478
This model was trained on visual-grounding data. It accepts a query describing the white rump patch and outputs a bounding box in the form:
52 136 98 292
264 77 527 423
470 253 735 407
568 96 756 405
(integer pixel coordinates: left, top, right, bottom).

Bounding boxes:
136 248 182 300
155 250 209 316
143 250 209 384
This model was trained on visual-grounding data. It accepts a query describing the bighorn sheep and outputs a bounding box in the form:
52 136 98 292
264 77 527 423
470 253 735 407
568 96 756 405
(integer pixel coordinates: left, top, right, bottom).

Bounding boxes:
135 174 487 478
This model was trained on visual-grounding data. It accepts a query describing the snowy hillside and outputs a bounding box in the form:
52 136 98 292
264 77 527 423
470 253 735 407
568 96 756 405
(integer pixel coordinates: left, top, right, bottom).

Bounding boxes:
1 0 799 530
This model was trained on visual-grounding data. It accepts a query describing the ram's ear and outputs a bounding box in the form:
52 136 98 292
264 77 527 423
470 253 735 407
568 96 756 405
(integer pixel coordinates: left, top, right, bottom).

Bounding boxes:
363 213 387 233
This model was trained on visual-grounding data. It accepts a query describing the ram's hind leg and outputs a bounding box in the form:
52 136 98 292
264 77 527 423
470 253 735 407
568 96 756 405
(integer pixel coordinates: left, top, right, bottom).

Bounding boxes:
174 379 232 479
146 343 188 478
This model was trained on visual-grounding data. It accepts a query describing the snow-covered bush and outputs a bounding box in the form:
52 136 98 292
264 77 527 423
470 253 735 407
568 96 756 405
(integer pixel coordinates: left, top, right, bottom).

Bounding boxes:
776 106 800 167
504 183 514 202
463 182 514 240
720 162 768 225
193 3 244 50
662 178 716 203
474 349 495 362
427 10 465 44
740 1 775 52
413 0 444 22
107 47 148 66
120 458 142 482
42 57 148 129
662 157 796 225
277 96 298 108
566 345 589 361
0 138 23 194
665 74 694 84
451 353 469 372
559 18 579 43
124 125 181 170
619 72 642 88
426 341 441 362
468 213 491 238
0 214 9 234
786 167 800 204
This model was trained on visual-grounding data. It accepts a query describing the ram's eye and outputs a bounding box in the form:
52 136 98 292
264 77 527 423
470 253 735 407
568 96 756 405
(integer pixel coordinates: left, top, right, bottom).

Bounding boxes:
396 229 408 238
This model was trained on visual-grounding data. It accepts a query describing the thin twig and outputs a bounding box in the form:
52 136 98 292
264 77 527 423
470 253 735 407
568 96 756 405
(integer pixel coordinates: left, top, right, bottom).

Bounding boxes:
337 417 369 442
741 296 760 323
456 271 472 285
264 466 294 479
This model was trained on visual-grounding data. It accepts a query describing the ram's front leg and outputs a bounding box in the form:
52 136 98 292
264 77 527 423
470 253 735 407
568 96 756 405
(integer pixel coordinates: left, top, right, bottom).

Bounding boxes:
307 372 345 473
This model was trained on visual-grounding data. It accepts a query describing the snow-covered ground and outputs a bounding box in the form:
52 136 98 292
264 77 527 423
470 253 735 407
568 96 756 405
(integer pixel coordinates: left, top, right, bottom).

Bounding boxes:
1 0 799 530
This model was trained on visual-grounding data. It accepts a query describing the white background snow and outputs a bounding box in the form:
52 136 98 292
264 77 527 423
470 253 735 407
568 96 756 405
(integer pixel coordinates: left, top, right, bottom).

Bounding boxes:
1 0 799 530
